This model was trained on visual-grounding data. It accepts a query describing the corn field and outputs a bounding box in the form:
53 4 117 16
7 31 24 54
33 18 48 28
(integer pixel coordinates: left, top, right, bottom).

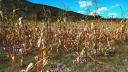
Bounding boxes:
0 19 128 72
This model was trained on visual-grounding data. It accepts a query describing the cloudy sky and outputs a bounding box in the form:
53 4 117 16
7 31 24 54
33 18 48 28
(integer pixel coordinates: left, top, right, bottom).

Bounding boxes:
27 0 128 18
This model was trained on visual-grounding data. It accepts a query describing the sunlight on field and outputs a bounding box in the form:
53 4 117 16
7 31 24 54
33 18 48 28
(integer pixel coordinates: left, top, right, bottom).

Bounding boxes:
1 0 128 71
0 18 128 72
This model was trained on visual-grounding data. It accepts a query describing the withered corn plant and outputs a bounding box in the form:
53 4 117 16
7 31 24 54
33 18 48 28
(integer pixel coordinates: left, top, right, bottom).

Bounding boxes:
1 17 128 72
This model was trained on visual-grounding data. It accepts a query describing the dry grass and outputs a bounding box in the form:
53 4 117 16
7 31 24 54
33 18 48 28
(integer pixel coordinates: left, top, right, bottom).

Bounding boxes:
0 19 128 72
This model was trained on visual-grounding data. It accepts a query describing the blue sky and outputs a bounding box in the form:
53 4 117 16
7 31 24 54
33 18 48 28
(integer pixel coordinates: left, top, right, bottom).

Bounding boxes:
27 0 128 18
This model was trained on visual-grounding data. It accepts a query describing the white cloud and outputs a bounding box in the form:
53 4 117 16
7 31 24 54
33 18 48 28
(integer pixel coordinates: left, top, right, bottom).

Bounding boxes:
96 7 109 14
126 14 128 18
79 1 92 8
78 10 85 13
89 7 109 15
110 4 120 8
126 16 128 18
89 12 96 15
108 13 117 18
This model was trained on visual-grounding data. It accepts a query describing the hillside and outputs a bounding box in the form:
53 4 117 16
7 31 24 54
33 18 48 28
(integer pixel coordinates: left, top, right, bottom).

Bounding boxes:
0 0 102 21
